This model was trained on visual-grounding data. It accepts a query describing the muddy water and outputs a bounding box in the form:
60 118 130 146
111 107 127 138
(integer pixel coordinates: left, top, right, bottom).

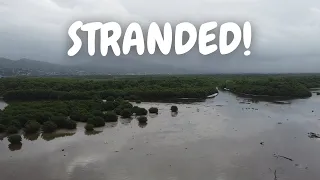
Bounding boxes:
1 92 320 180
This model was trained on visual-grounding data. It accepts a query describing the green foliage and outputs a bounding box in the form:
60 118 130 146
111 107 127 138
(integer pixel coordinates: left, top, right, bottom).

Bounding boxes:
9 120 21 129
148 107 158 114
135 108 148 116
103 101 115 111
87 117 105 127
171 106 178 112
119 102 133 109
0 77 219 101
104 112 118 122
51 116 67 128
92 110 104 118
64 120 77 129
1 75 319 131
0 124 5 133
132 106 140 114
24 121 41 133
3 75 320 101
42 121 57 133
136 100 142 104
50 116 76 129
224 77 312 98
121 109 133 118
106 96 115 101
137 116 148 123
85 124 94 131
6 126 19 134
114 108 122 115
70 111 88 122
8 134 22 144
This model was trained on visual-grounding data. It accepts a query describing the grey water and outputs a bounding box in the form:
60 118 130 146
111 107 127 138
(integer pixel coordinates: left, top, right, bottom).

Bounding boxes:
1 91 320 180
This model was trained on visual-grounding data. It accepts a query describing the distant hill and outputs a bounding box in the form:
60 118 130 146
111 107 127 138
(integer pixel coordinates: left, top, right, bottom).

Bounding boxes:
0 57 189 76
0 58 88 76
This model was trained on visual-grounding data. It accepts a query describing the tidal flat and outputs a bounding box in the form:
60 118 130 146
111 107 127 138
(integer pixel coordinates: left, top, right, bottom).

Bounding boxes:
1 91 320 180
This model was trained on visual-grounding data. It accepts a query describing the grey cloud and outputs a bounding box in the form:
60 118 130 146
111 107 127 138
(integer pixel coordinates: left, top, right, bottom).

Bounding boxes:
0 0 319 73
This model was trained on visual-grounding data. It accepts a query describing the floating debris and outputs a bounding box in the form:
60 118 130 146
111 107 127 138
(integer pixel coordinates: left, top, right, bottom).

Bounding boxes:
308 132 320 138
273 101 291 104
273 154 294 161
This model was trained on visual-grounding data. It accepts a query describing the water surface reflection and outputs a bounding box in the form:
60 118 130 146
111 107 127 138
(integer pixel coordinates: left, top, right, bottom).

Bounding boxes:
1 92 320 180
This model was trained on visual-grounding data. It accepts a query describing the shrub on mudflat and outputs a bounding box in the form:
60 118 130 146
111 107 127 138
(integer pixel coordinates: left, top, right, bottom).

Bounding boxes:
136 108 148 116
148 107 158 114
51 116 67 128
8 134 22 144
87 117 105 127
137 116 148 123
121 109 133 118
104 112 118 122
170 106 178 112
85 124 94 131
24 121 41 133
64 120 77 129
42 121 57 133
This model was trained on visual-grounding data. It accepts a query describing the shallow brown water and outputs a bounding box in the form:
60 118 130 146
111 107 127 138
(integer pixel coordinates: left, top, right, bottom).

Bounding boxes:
1 92 320 180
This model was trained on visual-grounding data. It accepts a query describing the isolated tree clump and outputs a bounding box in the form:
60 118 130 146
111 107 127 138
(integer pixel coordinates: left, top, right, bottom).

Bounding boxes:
85 124 94 131
148 107 158 114
136 108 148 116
137 116 148 123
170 106 178 112
8 134 22 144
121 109 133 118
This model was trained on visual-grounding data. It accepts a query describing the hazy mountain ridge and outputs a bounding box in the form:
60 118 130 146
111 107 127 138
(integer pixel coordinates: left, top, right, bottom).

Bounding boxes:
0 57 190 76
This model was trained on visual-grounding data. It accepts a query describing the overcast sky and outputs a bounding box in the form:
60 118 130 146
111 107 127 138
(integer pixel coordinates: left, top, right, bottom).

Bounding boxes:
0 0 320 73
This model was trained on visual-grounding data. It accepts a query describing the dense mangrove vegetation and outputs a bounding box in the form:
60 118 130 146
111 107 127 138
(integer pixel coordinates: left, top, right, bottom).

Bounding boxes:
219 75 320 98
1 74 320 138
223 78 312 98
0 98 150 135
0 77 220 101
1 75 320 101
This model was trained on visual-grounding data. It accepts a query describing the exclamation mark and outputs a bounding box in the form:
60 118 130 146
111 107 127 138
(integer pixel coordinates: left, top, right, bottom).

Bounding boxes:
243 21 252 56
